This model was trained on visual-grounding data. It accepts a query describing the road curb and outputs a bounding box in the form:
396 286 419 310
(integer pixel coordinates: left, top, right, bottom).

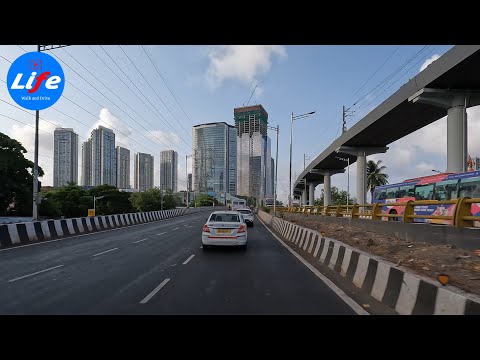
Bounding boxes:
0 208 206 250
257 210 480 315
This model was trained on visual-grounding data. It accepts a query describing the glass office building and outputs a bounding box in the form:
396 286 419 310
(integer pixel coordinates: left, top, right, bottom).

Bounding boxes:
192 122 237 201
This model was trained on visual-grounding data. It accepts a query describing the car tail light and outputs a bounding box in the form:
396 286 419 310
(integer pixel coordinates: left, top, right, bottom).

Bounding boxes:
202 224 210 233
238 224 246 233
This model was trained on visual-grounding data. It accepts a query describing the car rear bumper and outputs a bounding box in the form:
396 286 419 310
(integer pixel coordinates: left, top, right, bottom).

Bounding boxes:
202 235 247 246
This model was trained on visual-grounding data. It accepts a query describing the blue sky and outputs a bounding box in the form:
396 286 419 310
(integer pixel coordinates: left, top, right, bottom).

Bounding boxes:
2 44 470 203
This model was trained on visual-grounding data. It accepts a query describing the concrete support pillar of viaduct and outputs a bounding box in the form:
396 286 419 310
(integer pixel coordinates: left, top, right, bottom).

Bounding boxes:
324 174 331 206
302 190 307 205
409 88 480 173
308 183 315 206
309 169 345 206
336 146 389 205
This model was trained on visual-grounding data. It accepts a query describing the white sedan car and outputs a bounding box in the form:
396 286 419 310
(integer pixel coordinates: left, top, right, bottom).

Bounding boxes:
237 208 254 227
202 211 248 250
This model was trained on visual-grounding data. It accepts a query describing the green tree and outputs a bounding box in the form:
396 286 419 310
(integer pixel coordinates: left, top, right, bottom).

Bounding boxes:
162 189 178 210
130 188 163 212
367 160 389 203
88 184 117 197
46 183 90 218
314 186 356 206
194 193 216 207
105 192 135 214
88 184 134 215
38 196 61 218
0 132 44 216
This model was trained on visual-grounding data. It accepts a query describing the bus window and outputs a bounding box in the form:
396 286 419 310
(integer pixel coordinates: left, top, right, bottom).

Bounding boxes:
433 180 459 201
386 187 399 199
414 184 434 200
459 178 480 198
397 185 415 198
373 189 387 201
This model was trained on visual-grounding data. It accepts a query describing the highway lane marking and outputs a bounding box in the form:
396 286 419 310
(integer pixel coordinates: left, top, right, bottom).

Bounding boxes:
0 212 198 253
257 217 370 316
92 248 118 257
140 278 171 304
8 264 64 283
133 238 149 243
157 232 166 236
182 254 195 265
172 227 179 230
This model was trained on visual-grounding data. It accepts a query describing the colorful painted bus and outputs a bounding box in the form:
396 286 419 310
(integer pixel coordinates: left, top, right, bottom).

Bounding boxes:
372 170 480 224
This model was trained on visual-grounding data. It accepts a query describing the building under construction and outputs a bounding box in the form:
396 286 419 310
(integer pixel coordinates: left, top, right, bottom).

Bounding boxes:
234 105 273 201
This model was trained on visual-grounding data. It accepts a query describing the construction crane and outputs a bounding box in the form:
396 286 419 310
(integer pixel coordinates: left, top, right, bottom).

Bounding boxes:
243 85 257 107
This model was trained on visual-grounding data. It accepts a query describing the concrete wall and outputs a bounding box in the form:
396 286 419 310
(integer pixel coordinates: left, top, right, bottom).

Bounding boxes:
279 212 480 251
0 208 206 250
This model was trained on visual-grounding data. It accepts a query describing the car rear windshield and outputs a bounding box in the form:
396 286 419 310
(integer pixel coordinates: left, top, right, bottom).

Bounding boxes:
210 213 240 222
238 210 251 214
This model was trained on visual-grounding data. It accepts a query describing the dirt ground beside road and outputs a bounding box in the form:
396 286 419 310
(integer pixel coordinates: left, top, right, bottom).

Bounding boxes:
287 217 480 296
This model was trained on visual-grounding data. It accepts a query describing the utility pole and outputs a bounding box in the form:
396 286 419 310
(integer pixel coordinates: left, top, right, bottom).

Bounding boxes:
304 153 311 170
186 154 189 207
161 184 164 211
342 105 355 134
32 45 70 221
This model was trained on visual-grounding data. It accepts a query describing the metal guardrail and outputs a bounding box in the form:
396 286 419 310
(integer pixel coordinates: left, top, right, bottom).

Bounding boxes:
280 197 480 228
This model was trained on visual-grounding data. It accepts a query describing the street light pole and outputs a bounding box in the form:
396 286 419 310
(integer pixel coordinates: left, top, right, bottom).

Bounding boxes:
32 44 41 220
289 111 316 207
268 124 279 214
93 195 105 214
274 125 279 214
289 112 293 207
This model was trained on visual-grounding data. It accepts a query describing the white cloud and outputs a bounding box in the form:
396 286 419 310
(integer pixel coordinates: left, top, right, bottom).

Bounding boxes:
9 119 59 186
419 54 441 72
88 108 133 148
146 130 184 154
415 161 438 172
205 45 287 89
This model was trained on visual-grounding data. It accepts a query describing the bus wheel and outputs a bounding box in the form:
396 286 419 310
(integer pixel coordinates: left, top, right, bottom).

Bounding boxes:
388 210 398 221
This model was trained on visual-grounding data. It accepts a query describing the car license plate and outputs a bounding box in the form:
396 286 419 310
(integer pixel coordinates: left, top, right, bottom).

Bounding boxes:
216 229 231 234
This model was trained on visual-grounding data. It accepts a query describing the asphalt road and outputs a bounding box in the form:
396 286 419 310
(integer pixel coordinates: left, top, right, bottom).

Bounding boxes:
0 210 356 314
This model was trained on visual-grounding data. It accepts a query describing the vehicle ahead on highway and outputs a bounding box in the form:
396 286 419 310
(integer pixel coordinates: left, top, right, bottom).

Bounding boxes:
202 211 247 250
231 199 246 210
237 208 254 227
372 170 480 225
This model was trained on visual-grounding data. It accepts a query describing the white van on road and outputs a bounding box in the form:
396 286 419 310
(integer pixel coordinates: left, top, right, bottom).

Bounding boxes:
231 199 246 210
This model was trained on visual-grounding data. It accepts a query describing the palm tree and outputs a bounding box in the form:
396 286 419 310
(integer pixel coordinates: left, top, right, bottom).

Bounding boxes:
367 160 389 203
